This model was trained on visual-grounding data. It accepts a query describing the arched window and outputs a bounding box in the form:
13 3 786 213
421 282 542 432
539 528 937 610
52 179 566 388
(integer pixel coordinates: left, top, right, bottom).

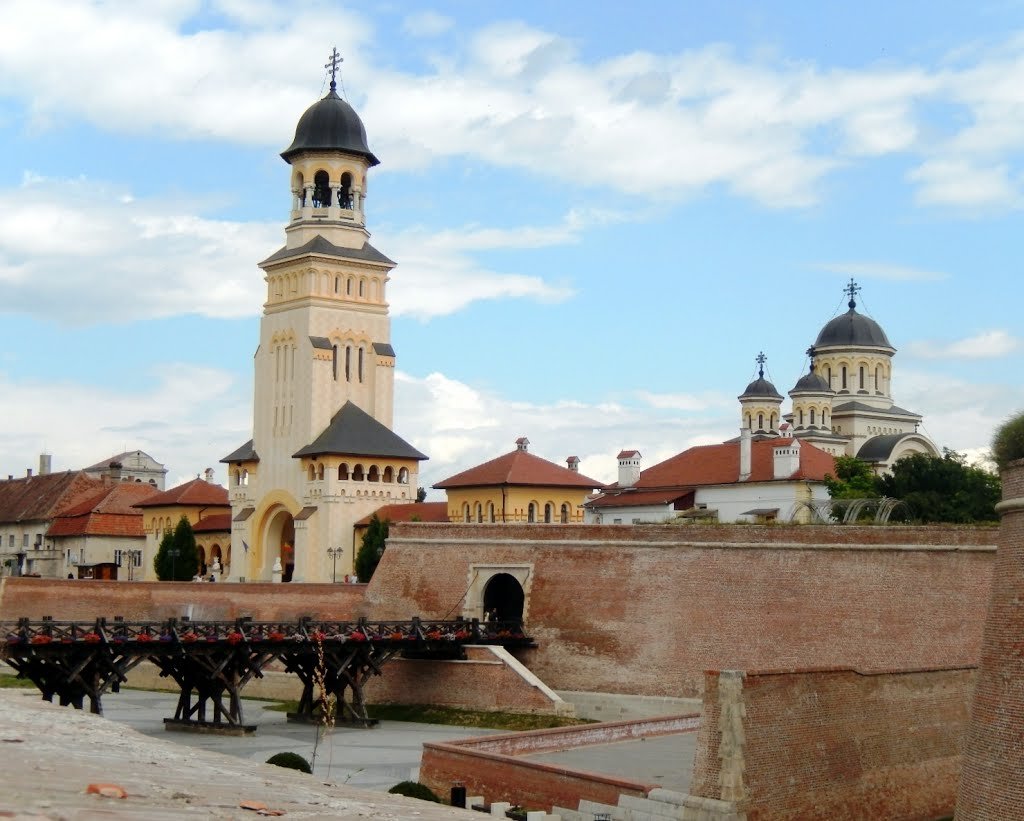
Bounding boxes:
346 278 352 296
810 408 816 426
338 463 349 480
352 464 365 481
799 409 804 426
232 469 240 487
823 410 829 427
367 465 380 482
383 466 393 482
334 276 339 294
358 279 365 297
859 366 865 390
487 502 496 523
527 503 537 523
875 365 883 394
757 413 764 430
332 345 338 380
313 170 330 207
476 503 483 523
841 366 848 390
745 413 752 430
307 465 316 480
345 346 351 381
358 347 364 382
317 463 324 480
339 172 353 208
560 503 570 524
826 366 832 386
544 503 553 523
770 413 777 430
397 467 409 484
463 503 471 523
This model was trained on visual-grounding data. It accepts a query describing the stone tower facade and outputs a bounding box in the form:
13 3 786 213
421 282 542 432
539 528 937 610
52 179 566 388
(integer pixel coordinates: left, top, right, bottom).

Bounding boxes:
222 66 426 583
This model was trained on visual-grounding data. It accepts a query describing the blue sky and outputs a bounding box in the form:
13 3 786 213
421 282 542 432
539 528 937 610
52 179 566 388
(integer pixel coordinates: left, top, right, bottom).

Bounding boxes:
1 1 1022 491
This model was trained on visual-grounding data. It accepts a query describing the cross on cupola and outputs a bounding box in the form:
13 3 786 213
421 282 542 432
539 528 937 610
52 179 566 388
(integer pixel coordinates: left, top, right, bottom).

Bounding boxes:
755 351 768 379
844 277 861 310
325 47 343 93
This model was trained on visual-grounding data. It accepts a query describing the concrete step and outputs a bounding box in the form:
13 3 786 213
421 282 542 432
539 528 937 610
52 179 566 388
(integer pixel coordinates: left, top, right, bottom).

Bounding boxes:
578 799 626 819
618 795 686 820
551 806 586 821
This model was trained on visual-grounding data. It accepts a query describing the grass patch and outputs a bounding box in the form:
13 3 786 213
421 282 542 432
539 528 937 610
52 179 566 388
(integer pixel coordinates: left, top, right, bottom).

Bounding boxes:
264 701 591 731
0 674 34 689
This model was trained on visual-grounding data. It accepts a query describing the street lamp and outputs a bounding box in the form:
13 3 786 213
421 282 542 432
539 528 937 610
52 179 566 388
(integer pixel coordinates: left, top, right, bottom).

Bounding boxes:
168 547 179 581
326 547 343 583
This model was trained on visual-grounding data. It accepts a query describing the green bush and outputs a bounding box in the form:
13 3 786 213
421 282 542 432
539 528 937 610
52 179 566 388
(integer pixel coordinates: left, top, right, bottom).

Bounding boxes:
992 411 1024 471
265 752 312 773
387 781 441 803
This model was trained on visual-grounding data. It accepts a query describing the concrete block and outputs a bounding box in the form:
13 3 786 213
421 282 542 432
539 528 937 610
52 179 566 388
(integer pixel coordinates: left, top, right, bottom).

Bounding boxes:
525 813 547 821
491 802 512 817
578 799 626 819
618 796 685 819
467 796 486 811
552 807 585 821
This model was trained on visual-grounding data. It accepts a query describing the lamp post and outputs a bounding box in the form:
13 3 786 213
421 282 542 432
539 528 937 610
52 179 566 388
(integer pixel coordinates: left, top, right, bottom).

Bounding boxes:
326 547 342 583
168 547 179 581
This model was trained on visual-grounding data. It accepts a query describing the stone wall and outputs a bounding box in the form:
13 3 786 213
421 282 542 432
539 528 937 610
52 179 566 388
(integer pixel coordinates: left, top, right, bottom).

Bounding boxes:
956 460 1024 820
0 577 366 622
366 523 995 697
691 667 974 820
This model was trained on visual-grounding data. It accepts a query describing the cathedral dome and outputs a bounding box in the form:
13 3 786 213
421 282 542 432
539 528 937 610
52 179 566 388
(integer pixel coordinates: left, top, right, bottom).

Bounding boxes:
281 89 379 166
791 369 832 393
740 376 783 400
815 304 892 349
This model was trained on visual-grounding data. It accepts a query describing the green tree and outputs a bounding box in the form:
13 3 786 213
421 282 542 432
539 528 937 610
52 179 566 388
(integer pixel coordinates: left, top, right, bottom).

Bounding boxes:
824 456 880 499
992 410 1024 471
153 516 200 581
878 449 1001 523
416 486 427 503
355 514 389 582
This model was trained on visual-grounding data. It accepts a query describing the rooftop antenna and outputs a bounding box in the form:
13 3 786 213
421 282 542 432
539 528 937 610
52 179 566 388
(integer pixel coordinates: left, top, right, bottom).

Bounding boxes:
325 47 343 94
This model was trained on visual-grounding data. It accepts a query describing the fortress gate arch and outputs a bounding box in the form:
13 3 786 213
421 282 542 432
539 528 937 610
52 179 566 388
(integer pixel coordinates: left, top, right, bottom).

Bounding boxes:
464 564 532 621
484 573 525 621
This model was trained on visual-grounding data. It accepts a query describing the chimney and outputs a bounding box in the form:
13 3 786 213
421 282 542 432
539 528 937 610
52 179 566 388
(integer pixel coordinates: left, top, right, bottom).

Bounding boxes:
26 468 33 478
515 437 530 452
204 467 215 483
773 438 802 480
739 429 752 482
566 456 580 473
617 450 642 488
39 454 52 476
108 461 122 481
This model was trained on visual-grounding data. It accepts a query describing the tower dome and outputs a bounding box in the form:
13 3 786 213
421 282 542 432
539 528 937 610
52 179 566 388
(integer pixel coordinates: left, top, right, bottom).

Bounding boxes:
282 88 379 166
740 374 783 400
738 352 783 436
814 282 893 350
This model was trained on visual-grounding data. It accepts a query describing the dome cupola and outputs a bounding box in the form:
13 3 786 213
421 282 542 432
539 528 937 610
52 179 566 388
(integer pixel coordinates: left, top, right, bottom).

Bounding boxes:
738 352 783 436
814 279 893 351
282 88 379 166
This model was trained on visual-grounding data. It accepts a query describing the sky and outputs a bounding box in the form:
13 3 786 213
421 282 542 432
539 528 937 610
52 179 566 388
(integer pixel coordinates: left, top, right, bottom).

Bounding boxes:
1 0 1022 493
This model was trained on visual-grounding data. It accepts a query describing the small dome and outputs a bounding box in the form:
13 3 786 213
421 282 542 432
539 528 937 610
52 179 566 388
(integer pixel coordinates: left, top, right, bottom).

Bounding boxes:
791 369 832 393
740 376 783 401
815 305 892 349
282 89 379 166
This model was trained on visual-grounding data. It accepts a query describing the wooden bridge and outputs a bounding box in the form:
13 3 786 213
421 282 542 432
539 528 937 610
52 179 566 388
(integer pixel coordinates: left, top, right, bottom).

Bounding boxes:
1 616 533 733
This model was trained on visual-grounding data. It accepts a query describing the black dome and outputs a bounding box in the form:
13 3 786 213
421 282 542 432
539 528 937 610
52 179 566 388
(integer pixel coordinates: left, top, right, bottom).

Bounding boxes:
281 89 379 166
791 370 832 393
815 306 892 349
740 376 783 400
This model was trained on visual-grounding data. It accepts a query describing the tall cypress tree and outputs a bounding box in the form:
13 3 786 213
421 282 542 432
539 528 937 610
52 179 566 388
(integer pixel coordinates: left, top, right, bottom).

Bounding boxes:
153 516 200 581
355 514 389 582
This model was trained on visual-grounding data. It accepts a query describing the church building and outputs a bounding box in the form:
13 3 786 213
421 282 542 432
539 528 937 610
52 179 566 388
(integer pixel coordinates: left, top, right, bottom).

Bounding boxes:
221 55 426 582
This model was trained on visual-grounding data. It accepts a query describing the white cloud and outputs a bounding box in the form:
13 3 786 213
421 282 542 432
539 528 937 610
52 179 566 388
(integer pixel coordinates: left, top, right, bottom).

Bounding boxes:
402 11 454 38
0 364 251 486
905 330 1021 359
908 159 1020 207
0 175 275 323
814 261 949 282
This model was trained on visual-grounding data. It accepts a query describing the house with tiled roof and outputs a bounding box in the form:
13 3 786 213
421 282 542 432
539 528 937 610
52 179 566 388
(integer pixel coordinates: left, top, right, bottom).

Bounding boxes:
0 464 103 578
48 481 159 580
585 433 835 524
434 437 604 524
134 475 230 580
82 450 168 490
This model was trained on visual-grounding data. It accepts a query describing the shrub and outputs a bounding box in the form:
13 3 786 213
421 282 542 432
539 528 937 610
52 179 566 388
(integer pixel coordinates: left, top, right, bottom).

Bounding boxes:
992 410 1024 471
387 781 441 803
265 752 312 773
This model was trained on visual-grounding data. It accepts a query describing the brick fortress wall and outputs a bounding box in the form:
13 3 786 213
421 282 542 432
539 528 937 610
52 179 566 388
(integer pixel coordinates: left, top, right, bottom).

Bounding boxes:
366 523 994 697
956 460 1024 820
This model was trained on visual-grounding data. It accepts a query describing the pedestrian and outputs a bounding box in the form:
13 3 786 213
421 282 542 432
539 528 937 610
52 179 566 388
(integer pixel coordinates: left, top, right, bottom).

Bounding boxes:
208 574 216 583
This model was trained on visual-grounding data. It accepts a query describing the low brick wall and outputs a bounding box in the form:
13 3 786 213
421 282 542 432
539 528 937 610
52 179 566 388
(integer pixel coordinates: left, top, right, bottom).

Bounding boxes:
363 645 569 715
0 578 366 622
691 666 975 820
420 714 699 811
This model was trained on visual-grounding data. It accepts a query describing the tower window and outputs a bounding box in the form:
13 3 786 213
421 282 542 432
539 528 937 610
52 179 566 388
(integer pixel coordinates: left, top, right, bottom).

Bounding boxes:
841 366 847 390
560 503 570 524
544 503 553 523
332 345 338 380
358 347 364 382
859 366 865 390
334 277 339 294
358 279 365 297
527 503 536 523
313 170 330 207
345 346 351 381
346 278 352 296
875 365 882 394
799 409 804 426
340 172 353 208
757 413 764 431
810 408 816 426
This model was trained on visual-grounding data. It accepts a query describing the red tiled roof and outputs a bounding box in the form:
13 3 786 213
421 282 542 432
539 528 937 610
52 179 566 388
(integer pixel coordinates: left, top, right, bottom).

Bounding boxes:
636 438 835 488
0 471 103 524
354 502 449 527
434 449 604 490
617 449 640 459
48 483 159 538
192 512 232 533
134 478 229 508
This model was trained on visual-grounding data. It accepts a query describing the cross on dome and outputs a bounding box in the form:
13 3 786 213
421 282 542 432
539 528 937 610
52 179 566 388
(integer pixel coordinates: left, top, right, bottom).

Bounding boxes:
844 277 861 310
755 351 767 378
325 47 343 93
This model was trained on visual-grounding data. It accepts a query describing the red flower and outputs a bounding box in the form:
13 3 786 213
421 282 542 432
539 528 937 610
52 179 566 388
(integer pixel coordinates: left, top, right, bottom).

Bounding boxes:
268 632 286 642
180 632 198 643
30 634 52 645
136 633 154 643
226 632 244 645
349 631 366 642
81 632 101 643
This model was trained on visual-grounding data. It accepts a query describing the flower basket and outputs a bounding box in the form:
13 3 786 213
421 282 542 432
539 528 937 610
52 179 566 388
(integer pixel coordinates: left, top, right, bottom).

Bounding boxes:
180 632 198 643
425 630 442 641
226 632 244 645
349 631 366 642
30 635 52 645
309 630 326 642
81 632 101 643
6 635 22 645
454 630 471 641
389 632 404 641
268 632 286 642
136 633 154 643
